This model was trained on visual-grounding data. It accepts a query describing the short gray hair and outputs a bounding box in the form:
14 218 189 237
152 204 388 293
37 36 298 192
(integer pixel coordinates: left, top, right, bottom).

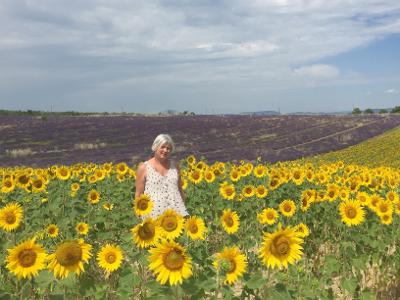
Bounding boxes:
151 134 175 152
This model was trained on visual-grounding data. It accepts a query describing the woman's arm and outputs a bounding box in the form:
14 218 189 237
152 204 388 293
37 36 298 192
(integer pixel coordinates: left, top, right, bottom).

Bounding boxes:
135 163 146 199
176 162 186 203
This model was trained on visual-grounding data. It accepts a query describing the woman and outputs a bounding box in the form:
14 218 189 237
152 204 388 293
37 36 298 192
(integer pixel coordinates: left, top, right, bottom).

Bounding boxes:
135 134 188 218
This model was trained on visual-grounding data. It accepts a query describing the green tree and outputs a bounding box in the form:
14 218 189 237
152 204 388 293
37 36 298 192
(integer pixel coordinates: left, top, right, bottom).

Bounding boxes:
352 107 362 115
391 106 400 113
364 108 374 114
379 109 387 114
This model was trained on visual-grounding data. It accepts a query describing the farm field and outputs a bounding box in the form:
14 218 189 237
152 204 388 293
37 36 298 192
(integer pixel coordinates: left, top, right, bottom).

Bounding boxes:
302 126 400 169
1 114 400 167
0 155 399 299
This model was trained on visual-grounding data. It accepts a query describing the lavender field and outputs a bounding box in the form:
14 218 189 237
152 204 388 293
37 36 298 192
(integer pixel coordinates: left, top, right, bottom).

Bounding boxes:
1 114 400 167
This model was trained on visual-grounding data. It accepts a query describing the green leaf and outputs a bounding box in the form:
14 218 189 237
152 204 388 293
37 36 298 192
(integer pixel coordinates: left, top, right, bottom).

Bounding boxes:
341 278 357 295
245 272 264 290
48 294 64 300
359 290 376 300
34 270 53 289
324 255 341 275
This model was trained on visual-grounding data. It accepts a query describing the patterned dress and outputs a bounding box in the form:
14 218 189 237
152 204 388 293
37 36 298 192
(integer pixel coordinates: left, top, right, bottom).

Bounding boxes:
143 160 189 218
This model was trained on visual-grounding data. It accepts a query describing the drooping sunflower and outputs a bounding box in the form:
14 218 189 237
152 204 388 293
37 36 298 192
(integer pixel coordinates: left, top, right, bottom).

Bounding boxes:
97 244 124 274
255 185 268 199
47 239 92 278
221 209 240 234
339 200 365 227
184 216 207 240
133 194 154 216
148 240 192 286
75 222 89 235
279 199 296 218
219 182 236 200
0 203 23 232
294 223 310 238
157 209 184 240
5 238 47 279
213 246 247 285
132 218 159 248
259 226 304 270
257 208 279 225
87 189 100 204
46 224 59 238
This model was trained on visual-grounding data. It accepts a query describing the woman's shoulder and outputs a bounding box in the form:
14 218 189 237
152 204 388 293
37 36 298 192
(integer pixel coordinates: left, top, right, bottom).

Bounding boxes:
136 161 148 175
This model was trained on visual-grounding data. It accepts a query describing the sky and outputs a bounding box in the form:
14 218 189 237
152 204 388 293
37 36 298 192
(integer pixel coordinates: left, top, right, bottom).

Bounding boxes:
0 0 399 114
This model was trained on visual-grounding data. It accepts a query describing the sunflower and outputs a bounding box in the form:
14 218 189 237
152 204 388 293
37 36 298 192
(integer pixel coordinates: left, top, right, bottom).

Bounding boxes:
268 176 281 190
97 244 124 274
213 246 247 285
294 223 310 238
46 224 59 238
5 238 47 279
339 188 350 201
1 177 15 193
47 239 92 278
229 168 241 182
56 166 71 181
31 177 46 193
70 183 80 192
219 182 236 200
181 178 188 190
259 226 304 270
157 209 184 240
103 203 114 211
253 165 267 178
221 209 240 234
0 203 23 232
291 169 304 185
16 172 31 189
356 192 370 206
279 199 296 218
188 170 203 185
115 162 129 175
133 194 154 216
380 213 393 225
204 170 216 183
368 194 383 212
394 201 400 215
184 216 206 240
75 222 89 235
305 170 314 182
241 185 255 198
325 184 339 202
132 218 159 248
257 208 278 225
300 194 313 212
186 155 196 166
386 191 399 203
87 189 100 204
148 240 192 285
339 200 365 227
376 200 393 218
255 185 268 199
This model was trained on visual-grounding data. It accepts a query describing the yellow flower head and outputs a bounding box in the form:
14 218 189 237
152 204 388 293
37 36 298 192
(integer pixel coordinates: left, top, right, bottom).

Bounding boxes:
0 202 23 232
213 246 247 285
157 209 184 240
257 208 279 225
87 189 100 204
148 240 192 286
259 226 304 270
75 222 89 235
132 218 159 248
133 194 153 217
219 182 236 200
339 200 365 227
184 216 207 240
6 238 47 279
279 199 296 218
48 239 92 278
46 224 59 238
97 244 124 274
221 209 240 234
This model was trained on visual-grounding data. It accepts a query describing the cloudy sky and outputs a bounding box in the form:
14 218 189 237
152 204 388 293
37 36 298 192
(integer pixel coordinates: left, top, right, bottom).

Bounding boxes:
0 0 399 114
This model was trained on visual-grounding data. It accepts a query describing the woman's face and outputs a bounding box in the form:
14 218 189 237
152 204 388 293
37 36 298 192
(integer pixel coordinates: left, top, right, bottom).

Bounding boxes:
155 143 172 160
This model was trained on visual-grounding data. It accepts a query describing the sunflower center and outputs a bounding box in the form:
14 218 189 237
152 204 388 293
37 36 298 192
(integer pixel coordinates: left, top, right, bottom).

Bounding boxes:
60 170 68 176
284 204 292 212
345 207 357 219
34 180 43 188
225 187 233 196
161 216 178 232
49 227 56 234
245 188 252 194
5 181 12 188
18 249 37 268
271 235 290 257
163 249 184 270
105 253 116 264
301 199 307 207
91 194 97 200
220 258 236 274
138 200 148 211
328 191 335 198
189 223 198 233
224 215 234 227
138 223 155 240
379 205 388 213
55 242 83 266
19 175 29 184
266 212 275 220
5 212 16 224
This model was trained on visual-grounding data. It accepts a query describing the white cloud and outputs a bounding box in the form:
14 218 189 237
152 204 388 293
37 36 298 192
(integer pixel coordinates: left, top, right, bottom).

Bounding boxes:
292 64 340 79
385 88 399 94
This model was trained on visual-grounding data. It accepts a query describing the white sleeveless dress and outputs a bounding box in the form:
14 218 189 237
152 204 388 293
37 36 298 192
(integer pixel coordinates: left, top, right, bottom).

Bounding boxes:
143 161 189 218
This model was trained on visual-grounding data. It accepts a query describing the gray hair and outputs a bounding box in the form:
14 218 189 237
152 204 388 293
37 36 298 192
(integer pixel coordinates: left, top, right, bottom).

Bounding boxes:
151 134 175 152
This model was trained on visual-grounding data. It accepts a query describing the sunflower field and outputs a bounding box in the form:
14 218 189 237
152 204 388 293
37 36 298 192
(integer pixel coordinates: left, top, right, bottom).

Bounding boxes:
0 156 399 299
